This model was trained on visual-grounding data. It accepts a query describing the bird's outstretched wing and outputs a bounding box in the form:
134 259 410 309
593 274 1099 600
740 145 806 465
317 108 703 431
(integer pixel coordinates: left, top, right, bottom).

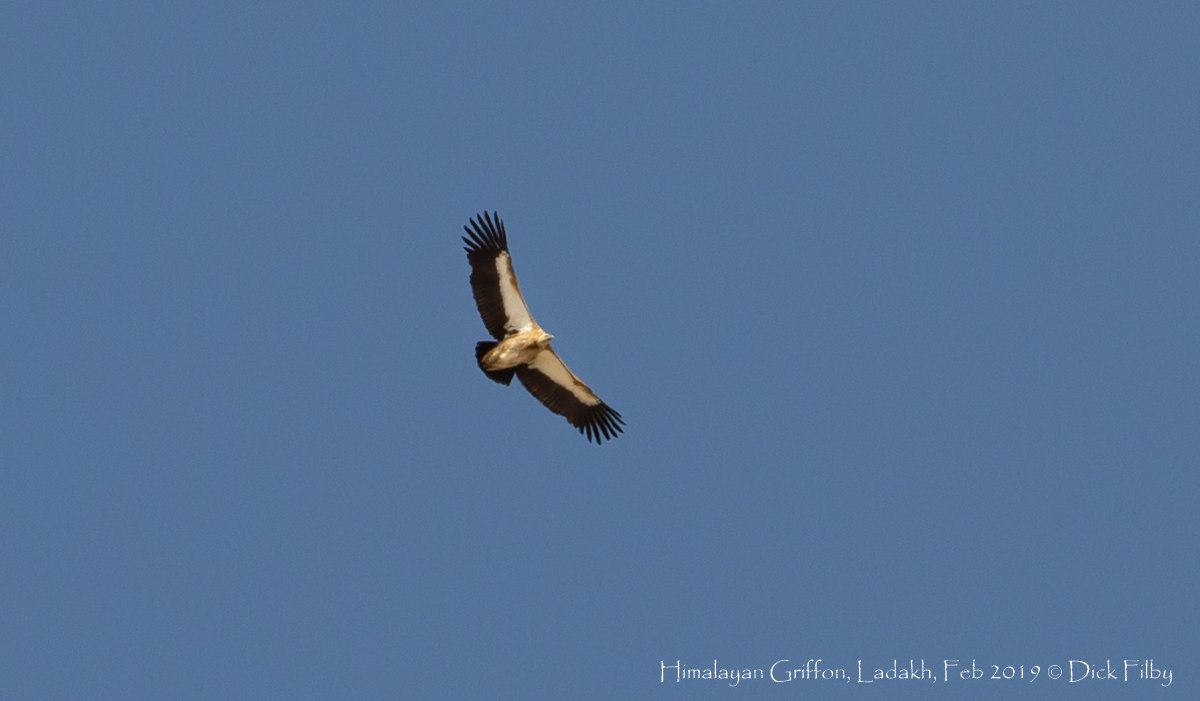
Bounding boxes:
516 348 625 444
462 212 535 340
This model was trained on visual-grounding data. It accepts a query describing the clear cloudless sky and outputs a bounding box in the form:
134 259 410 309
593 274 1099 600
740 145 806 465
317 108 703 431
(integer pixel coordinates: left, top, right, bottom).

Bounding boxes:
2 2 1197 699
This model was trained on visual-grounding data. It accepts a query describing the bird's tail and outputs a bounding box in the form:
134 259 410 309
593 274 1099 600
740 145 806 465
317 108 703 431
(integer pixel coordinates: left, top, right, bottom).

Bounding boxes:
475 341 516 385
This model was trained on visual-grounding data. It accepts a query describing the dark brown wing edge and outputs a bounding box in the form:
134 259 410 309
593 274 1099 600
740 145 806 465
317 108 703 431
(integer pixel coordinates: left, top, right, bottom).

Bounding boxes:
461 211 511 340
515 366 625 444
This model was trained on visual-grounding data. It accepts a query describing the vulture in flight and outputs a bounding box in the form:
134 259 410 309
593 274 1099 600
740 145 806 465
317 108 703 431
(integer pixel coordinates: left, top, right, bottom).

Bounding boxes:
462 211 625 444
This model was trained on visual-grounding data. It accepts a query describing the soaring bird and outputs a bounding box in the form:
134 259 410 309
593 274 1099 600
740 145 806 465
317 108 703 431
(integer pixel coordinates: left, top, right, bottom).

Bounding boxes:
462 211 625 444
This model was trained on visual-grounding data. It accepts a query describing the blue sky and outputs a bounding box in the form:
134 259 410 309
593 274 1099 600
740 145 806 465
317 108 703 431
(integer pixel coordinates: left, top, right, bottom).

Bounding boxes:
3 2 1197 699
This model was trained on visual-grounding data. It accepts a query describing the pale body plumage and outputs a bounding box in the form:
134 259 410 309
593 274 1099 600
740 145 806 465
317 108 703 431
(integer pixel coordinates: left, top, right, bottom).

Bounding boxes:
480 327 553 370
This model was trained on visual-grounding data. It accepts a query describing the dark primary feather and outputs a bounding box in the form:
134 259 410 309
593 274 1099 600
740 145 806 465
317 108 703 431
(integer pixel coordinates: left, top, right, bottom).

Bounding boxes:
462 211 517 340
515 366 626 444
461 210 508 257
